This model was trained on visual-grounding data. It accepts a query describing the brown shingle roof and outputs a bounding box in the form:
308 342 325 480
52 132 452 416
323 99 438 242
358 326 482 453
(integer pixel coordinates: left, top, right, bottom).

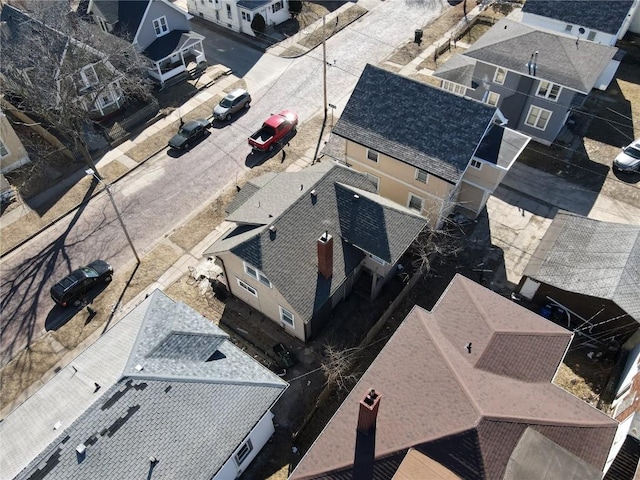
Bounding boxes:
290 275 617 480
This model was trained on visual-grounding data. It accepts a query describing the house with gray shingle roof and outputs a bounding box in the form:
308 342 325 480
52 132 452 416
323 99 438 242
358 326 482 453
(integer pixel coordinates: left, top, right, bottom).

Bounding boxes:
521 0 638 46
87 0 206 86
326 64 530 228
433 18 620 145
0 3 127 121
516 211 640 347
1 290 287 480
289 274 618 480
203 162 427 342
184 0 291 38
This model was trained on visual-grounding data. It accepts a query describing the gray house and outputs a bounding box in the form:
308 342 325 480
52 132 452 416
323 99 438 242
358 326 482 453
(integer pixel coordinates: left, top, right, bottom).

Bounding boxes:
87 0 206 86
204 162 427 342
1 290 287 480
516 211 640 347
521 0 639 46
434 18 620 145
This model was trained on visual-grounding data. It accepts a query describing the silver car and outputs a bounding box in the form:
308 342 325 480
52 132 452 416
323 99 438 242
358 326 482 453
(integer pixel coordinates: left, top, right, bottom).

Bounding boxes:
613 138 640 173
213 88 251 121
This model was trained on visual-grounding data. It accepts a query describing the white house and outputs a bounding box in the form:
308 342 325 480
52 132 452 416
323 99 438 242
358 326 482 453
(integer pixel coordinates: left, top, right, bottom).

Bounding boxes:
187 0 290 37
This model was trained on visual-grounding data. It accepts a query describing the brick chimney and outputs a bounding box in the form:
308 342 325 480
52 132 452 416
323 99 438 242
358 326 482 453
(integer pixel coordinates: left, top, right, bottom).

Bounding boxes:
317 231 333 279
357 389 381 435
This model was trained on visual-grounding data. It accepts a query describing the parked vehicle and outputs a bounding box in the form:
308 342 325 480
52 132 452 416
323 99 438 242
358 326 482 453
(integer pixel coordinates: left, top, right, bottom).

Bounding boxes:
613 138 640 172
213 89 251 121
248 110 298 152
50 260 113 307
168 119 211 151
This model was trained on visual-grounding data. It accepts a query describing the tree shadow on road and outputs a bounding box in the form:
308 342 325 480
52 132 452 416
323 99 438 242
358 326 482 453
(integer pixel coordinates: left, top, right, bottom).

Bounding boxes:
0 181 100 366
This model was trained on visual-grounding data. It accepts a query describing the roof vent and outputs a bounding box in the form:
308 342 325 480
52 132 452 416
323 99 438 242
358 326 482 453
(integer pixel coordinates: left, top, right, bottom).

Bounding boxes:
76 444 86 455
353 194 360 200
269 225 277 232
135 364 144 372
300 184 304 191
310 189 317 197
54 421 62 430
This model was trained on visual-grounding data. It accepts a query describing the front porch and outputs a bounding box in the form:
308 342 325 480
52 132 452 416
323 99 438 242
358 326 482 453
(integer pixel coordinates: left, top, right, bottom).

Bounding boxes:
144 30 207 87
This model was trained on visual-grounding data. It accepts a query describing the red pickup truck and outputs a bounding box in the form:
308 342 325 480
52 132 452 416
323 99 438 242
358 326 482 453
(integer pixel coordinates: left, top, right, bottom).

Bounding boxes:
248 110 298 152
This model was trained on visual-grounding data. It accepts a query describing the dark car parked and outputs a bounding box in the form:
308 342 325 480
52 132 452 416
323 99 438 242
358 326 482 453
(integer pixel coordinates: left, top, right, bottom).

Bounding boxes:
168 119 211 151
50 260 113 307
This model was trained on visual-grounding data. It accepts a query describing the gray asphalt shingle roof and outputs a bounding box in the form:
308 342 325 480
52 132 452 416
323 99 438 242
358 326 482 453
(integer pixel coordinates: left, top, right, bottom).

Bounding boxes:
90 0 148 41
522 0 634 35
464 18 619 93
332 64 497 184
13 290 287 480
524 211 640 320
143 30 205 61
207 164 427 322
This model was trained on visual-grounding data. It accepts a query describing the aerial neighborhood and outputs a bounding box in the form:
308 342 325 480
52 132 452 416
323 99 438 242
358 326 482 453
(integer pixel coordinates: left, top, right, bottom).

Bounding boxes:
0 0 639 479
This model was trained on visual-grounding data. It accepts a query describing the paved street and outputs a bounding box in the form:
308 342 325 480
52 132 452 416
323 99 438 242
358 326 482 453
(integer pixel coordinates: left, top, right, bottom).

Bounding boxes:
0 0 446 365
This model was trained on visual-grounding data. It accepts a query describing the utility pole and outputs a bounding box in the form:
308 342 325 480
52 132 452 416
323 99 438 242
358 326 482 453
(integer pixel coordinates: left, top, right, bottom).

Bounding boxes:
86 168 141 264
313 15 328 164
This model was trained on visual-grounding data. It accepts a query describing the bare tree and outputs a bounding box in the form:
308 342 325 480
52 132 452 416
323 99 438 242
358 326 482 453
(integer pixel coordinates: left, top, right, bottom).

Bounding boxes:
0 0 153 171
321 345 361 392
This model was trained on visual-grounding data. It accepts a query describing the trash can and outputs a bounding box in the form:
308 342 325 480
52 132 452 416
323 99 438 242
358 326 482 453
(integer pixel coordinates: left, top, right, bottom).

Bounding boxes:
414 29 423 44
540 304 553 319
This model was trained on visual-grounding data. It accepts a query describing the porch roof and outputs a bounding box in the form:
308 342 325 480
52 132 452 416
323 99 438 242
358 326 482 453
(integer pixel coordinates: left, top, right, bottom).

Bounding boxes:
143 30 204 62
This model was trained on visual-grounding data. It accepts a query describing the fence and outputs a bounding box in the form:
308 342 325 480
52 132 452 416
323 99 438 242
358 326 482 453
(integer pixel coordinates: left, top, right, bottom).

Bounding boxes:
105 99 160 144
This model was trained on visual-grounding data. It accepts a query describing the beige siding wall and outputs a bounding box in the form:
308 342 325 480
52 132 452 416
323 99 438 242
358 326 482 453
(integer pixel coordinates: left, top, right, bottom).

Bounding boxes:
217 253 306 341
345 141 455 227
0 113 30 173
457 162 505 214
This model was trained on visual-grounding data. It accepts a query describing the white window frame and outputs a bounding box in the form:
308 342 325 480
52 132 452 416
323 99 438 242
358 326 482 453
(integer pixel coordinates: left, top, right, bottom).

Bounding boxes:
237 279 258 297
226 4 232 19
235 439 253 465
565 24 573 32
493 67 506 85
470 159 482 169
484 91 500 107
536 81 561 101
415 169 428 184
272 0 283 13
0 139 9 158
152 16 168 37
97 16 110 33
279 306 295 328
524 105 552 130
244 262 271 288
587 30 596 41
364 172 379 191
366 149 379 163
441 80 466 96
408 193 424 213
81 65 99 87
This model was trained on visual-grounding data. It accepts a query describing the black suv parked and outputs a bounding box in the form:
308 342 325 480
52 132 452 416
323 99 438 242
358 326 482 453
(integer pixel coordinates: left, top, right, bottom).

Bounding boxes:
50 260 113 307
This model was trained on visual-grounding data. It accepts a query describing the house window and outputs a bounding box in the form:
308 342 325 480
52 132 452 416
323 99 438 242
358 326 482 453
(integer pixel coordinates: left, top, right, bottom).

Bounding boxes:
493 67 506 85
216 10 220 21
366 149 379 162
81 65 99 87
365 172 379 191
226 4 232 19
235 439 253 465
415 169 428 184
97 16 110 33
242 11 251 21
565 24 573 32
237 279 258 297
525 105 552 130
470 159 482 169
408 194 424 212
536 81 561 101
244 262 271 288
279 306 295 328
441 80 466 96
272 0 283 12
153 16 168 36
587 30 596 41
0 139 9 158
484 91 500 107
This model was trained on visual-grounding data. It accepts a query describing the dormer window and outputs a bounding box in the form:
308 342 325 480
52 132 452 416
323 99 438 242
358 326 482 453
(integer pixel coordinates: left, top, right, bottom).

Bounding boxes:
153 16 169 37
80 65 99 88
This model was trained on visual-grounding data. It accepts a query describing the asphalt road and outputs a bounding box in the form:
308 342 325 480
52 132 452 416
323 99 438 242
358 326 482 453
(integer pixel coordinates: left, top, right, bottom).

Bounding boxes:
0 0 447 365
